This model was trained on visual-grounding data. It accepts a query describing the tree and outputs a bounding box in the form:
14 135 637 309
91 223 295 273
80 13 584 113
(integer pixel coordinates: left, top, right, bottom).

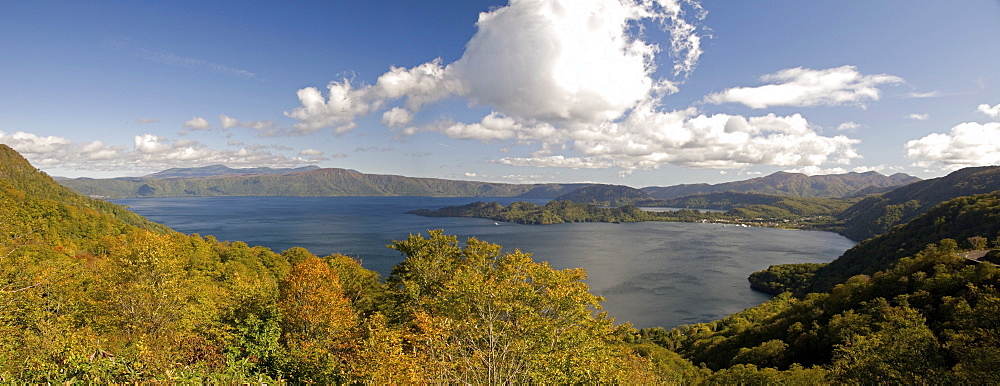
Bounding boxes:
387 230 658 383
278 255 356 383
967 235 988 250
831 299 946 383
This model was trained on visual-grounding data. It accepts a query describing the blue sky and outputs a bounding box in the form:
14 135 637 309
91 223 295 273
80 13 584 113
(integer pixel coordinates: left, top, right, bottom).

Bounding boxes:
2 0 999 187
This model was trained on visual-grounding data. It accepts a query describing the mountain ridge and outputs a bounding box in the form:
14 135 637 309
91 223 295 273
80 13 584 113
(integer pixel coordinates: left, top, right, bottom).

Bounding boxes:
59 166 590 198
642 171 919 199
837 165 1000 241
59 165 920 201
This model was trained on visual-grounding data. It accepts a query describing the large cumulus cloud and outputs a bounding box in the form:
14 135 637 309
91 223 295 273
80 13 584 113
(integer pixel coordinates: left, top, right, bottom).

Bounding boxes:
285 0 869 173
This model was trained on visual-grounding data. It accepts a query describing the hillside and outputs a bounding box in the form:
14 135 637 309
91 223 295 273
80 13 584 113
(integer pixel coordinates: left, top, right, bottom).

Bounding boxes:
645 192 1000 383
642 171 919 199
0 145 170 233
59 167 586 199
807 191 1000 292
553 184 652 205
837 166 1000 241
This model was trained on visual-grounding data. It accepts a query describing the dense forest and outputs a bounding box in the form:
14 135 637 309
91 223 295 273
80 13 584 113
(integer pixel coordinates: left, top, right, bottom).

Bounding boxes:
4 144 1000 382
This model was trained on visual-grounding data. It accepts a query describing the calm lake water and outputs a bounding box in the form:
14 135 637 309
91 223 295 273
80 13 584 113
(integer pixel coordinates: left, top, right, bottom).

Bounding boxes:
114 196 856 329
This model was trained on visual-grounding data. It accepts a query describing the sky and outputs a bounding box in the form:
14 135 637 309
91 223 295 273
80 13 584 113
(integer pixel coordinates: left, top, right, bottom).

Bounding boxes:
2 0 999 187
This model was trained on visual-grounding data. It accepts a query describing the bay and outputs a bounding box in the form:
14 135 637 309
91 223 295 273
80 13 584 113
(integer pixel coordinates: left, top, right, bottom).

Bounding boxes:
114 196 856 329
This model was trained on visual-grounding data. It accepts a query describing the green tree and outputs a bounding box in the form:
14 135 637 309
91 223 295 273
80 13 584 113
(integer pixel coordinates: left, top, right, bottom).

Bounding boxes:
387 230 658 383
831 299 946 383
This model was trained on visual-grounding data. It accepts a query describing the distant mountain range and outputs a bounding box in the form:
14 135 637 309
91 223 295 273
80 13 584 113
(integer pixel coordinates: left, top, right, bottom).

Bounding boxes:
58 165 922 202
641 171 920 199
59 167 588 199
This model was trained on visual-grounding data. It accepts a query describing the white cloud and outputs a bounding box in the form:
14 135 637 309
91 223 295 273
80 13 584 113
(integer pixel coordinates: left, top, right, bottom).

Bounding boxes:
133 118 160 124
905 121 1000 168
904 91 940 98
704 65 903 109
373 59 461 110
557 107 859 170
837 121 861 131
426 112 559 142
907 113 929 121
220 114 239 129
298 149 324 156
464 172 477 177
499 155 616 169
355 146 394 152
219 114 275 131
784 164 901 176
449 0 680 127
977 103 1000 119
381 107 414 128
0 130 319 174
284 79 374 135
286 0 707 134
183 116 212 131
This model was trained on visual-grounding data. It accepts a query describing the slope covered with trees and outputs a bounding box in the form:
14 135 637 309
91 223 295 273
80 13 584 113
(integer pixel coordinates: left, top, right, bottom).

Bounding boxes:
640 192 1000 383
553 184 652 206
837 166 1000 241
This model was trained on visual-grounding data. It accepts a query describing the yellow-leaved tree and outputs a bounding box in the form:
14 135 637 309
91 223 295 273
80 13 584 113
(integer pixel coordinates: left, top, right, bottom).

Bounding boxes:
384 230 659 383
278 252 356 383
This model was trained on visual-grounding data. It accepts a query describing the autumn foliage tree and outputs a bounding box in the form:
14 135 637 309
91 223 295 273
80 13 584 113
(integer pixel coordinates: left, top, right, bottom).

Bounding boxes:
386 230 659 383
278 253 356 383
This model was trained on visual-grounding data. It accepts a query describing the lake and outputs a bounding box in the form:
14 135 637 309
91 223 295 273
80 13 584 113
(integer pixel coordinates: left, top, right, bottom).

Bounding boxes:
114 196 856 329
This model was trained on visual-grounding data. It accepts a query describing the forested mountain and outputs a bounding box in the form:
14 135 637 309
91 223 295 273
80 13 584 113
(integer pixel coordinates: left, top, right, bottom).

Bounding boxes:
648 192 1000 383
0 146 170 233
641 171 919 199
59 167 586 199
807 191 1000 292
553 184 652 205
142 164 321 178
837 166 1000 241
